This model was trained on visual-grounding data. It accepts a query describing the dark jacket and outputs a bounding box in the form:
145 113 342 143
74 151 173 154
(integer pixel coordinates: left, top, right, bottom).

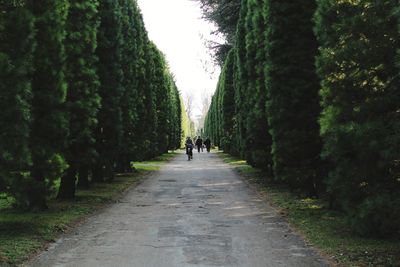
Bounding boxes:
195 138 203 146
185 139 194 146
204 139 211 147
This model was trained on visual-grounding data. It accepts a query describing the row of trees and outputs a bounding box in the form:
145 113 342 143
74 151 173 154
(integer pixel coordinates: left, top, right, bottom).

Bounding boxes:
204 0 400 236
0 0 186 209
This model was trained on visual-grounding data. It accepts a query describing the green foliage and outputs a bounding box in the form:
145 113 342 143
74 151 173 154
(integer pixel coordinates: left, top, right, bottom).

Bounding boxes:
28 0 70 209
232 0 248 158
348 194 400 237
243 0 272 170
169 82 182 150
149 43 171 154
315 0 400 235
194 0 241 65
144 42 182 154
58 0 101 199
0 0 185 208
0 1 34 203
264 0 322 194
117 0 142 171
205 0 400 237
205 0 274 171
219 50 235 153
93 0 124 181
139 40 158 159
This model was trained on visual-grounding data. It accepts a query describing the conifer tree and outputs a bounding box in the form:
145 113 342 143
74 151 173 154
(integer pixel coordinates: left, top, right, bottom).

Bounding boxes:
139 41 158 159
166 79 182 150
117 0 140 172
219 50 235 154
195 0 241 65
93 0 124 182
176 87 183 148
315 0 400 235
212 82 222 146
0 1 35 206
28 0 69 208
150 43 170 154
233 0 249 158
57 0 101 198
129 11 156 160
243 0 272 170
264 0 321 194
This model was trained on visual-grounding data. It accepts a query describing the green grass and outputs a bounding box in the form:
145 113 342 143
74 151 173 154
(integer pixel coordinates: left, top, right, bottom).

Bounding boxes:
132 151 178 172
219 151 400 267
0 152 176 266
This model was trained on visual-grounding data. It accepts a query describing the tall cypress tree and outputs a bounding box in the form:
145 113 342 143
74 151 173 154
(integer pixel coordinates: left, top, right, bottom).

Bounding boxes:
93 0 124 182
233 0 249 158
28 0 69 209
57 0 101 198
220 51 234 153
163 75 180 151
173 82 183 149
150 43 170 154
229 51 240 157
243 0 272 171
172 84 183 149
130 9 154 161
117 0 140 172
0 1 35 206
164 71 179 151
220 51 236 153
138 40 158 160
315 0 400 235
264 0 321 194
212 79 222 147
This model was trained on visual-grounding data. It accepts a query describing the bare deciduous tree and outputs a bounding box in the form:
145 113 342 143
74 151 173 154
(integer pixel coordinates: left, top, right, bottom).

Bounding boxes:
196 90 211 131
184 92 195 120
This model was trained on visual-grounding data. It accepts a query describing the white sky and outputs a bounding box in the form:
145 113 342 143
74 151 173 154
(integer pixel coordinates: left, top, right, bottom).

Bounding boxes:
137 0 221 119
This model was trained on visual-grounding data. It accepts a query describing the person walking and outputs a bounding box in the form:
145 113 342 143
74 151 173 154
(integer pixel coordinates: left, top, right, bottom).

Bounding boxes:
195 136 203 153
185 137 194 160
204 137 211 153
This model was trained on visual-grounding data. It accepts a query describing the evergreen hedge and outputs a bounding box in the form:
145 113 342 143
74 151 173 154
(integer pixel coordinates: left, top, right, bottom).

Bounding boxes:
0 0 186 209
204 0 400 236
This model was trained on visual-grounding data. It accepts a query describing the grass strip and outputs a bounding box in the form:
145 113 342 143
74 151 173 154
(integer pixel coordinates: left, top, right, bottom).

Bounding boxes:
0 151 177 266
219 151 400 267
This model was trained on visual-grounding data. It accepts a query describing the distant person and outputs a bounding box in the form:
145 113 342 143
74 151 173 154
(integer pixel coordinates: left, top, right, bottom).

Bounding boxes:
185 137 194 160
195 136 203 153
204 137 211 153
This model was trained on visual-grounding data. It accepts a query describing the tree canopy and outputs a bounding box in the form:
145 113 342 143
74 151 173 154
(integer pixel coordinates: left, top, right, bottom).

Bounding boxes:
204 0 400 236
0 0 189 208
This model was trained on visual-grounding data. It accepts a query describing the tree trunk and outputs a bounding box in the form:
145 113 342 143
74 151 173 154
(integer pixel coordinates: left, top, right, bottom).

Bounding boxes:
105 160 114 182
116 154 126 173
57 167 77 199
92 162 105 183
28 169 48 210
77 166 90 189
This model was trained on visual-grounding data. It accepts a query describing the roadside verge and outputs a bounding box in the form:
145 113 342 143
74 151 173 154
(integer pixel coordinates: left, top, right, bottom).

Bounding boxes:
218 151 400 267
0 152 177 266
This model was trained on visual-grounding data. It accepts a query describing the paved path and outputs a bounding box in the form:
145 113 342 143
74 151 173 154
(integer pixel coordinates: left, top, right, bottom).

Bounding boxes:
28 151 330 267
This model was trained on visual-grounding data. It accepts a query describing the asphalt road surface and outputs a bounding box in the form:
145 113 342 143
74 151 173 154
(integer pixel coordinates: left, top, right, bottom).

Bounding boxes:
27 151 330 267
